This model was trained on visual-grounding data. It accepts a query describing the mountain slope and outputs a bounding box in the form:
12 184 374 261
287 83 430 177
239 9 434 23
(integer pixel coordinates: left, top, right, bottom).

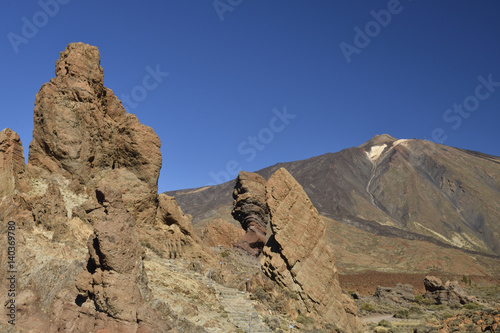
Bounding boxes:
167 135 500 257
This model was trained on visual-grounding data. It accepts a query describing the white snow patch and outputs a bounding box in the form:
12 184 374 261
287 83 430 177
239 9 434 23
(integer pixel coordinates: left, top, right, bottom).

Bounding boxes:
394 139 409 146
366 144 387 162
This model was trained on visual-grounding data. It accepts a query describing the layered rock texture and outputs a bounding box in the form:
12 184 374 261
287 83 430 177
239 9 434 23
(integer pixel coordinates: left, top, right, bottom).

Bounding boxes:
28 42 161 226
0 129 28 197
261 168 365 331
231 171 270 255
0 42 208 332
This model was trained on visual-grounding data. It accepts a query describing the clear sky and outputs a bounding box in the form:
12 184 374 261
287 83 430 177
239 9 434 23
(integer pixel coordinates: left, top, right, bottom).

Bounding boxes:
1 1 500 192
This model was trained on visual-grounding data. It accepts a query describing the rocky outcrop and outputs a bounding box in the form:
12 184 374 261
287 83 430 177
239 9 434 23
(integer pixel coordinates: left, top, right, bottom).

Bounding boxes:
0 42 209 332
261 168 365 331
424 275 476 305
231 171 270 256
201 219 245 247
28 42 162 225
67 186 173 332
374 283 415 304
148 193 208 259
0 128 28 197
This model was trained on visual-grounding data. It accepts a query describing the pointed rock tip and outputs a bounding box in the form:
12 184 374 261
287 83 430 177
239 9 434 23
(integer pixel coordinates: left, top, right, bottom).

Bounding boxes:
55 42 103 82
358 134 398 149
0 128 21 141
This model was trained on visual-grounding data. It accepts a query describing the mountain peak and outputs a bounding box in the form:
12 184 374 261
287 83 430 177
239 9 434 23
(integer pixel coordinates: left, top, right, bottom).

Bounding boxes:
358 134 398 149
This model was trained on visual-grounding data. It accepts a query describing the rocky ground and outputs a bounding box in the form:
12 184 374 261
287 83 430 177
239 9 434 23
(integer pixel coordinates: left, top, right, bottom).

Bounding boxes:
141 240 500 333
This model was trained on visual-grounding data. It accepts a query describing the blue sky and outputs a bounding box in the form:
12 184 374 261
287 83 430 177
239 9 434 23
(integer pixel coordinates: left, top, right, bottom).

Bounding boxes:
1 1 500 192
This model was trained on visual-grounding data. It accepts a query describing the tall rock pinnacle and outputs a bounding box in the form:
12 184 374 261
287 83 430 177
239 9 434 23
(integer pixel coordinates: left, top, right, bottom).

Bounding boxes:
28 42 162 224
261 168 366 332
231 171 270 256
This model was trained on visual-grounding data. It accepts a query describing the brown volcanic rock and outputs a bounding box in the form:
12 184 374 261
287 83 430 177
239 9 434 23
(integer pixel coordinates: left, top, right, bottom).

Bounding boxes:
201 218 245 247
150 193 210 259
424 275 475 305
0 128 28 197
232 171 270 256
261 168 365 331
71 187 172 331
28 42 161 225
0 43 209 333
31 181 70 241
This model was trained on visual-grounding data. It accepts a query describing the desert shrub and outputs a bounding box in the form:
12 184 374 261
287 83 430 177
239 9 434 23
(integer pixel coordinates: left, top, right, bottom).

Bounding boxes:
323 323 344 332
414 294 424 303
263 316 280 330
283 289 299 300
409 305 424 314
439 311 454 320
378 319 392 327
463 302 481 310
393 309 410 319
360 302 377 313
296 314 314 326
221 311 228 318
373 327 389 333
251 286 271 302
220 250 230 258
420 298 437 306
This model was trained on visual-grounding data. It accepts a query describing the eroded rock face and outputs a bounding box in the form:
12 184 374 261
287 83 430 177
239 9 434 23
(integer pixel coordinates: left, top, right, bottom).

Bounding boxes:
0 128 28 197
261 168 365 331
150 193 208 259
231 171 270 256
0 42 208 333
201 219 245 247
424 276 476 305
28 42 162 225
68 187 172 332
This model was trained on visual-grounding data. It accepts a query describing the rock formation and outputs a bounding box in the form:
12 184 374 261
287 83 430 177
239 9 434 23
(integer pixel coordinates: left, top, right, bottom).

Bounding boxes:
24 42 207 259
231 171 270 256
261 167 365 331
28 42 162 226
151 193 208 259
68 186 173 332
373 283 415 304
201 218 245 247
0 42 209 332
424 275 476 305
0 128 28 197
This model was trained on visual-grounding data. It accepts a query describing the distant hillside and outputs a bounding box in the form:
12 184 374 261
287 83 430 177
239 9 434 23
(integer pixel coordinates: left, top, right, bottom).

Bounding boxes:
167 134 500 257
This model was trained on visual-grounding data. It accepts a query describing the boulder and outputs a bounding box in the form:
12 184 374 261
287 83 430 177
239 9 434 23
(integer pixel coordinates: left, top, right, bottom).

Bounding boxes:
424 275 445 292
424 275 476 305
261 168 365 332
232 171 270 256
374 283 415 304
